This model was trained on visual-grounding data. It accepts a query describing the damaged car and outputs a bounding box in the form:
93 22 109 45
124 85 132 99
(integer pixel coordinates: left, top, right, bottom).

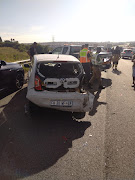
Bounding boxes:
25 54 94 113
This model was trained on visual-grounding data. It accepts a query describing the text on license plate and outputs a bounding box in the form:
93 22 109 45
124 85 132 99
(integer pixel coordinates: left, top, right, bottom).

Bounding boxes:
51 100 73 107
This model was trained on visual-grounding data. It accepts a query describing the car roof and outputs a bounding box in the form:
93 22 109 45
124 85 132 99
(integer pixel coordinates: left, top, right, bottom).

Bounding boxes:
34 54 80 63
123 49 132 51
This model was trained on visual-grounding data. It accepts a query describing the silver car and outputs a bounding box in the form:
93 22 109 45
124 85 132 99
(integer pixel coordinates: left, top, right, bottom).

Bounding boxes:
121 49 134 59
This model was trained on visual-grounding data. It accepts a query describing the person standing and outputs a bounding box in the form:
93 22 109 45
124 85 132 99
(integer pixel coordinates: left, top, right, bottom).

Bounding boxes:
28 42 37 63
112 46 121 70
132 58 135 87
89 47 105 89
79 44 91 85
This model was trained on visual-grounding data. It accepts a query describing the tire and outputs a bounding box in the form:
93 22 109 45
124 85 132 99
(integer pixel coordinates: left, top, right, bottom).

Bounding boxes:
72 112 86 119
15 72 24 90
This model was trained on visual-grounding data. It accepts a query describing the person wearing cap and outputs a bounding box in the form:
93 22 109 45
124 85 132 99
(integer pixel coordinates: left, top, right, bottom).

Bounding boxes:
89 47 105 89
28 42 37 63
79 44 92 85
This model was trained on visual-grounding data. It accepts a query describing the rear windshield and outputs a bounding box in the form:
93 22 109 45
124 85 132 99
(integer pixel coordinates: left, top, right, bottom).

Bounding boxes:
124 50 132 53
36 62 82 78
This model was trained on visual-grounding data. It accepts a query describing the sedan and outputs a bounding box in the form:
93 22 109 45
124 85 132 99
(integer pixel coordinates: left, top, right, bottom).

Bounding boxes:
0 60 24 91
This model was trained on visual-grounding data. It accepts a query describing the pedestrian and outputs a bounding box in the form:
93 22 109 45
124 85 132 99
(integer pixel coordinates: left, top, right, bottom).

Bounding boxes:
132 58 135 87
112 46 120 70
79 44 92 85
89 47 105 89
27 42 37 63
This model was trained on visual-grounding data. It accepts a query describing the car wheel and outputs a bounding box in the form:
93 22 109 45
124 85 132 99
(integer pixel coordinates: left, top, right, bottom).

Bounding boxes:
72 112 86 119
15 72 24 89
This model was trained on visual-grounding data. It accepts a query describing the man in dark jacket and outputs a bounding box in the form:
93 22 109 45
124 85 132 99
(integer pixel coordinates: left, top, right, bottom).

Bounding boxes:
28 42 37 62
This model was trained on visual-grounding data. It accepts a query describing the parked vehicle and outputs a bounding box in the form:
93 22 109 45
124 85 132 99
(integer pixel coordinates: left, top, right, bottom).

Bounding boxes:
0 60 24 91
99 51 112 70
92 51 112 70
25 54 94 113
49 45 82 59
121 49 134 59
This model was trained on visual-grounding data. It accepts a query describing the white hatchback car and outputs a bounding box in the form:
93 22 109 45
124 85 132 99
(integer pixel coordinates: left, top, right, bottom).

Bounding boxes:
26 54 94 113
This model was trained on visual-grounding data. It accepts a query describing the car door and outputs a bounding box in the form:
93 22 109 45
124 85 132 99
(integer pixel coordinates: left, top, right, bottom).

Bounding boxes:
0 61 13 90
62 46 69 54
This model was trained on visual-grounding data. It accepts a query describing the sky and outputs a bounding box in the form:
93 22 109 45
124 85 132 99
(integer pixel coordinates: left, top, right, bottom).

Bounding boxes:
0 0 135 43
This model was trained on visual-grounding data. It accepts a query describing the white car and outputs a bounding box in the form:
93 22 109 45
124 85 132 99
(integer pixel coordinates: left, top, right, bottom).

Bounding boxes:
25 54 94 113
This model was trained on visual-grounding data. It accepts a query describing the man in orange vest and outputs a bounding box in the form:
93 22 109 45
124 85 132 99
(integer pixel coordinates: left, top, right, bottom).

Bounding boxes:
80 44 92 85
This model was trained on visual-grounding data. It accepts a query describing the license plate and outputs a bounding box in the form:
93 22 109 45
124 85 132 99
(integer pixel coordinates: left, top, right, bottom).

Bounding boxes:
51 100 73 107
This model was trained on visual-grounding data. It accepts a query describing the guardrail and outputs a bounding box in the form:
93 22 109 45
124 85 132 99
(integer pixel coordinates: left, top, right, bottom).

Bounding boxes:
13 59 30 64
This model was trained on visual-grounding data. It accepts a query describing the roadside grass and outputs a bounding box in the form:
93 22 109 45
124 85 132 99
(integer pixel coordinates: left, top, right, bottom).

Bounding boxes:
0 47 29 62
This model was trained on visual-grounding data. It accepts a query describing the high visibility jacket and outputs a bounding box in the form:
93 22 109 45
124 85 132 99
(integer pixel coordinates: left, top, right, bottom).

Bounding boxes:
80 48 91 63
91 52 103 66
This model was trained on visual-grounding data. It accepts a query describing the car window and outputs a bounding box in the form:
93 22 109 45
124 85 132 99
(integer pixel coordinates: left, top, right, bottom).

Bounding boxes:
70 46 82 53
36 62 82 78
62 47 68 54
52 47 62 54
124 50 132 53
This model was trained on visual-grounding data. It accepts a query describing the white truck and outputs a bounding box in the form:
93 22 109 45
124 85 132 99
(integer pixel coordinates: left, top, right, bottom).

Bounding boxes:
49 45 82 59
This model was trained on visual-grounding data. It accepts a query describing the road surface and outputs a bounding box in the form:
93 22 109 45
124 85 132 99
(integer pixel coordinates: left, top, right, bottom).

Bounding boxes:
0 58 135 180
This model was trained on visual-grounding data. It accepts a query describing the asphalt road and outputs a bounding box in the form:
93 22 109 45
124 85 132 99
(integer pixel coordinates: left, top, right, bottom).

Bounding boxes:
0 58 135 180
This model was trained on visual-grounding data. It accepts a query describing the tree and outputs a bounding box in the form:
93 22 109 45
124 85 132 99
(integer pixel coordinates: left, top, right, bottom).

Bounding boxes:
0 37 2 42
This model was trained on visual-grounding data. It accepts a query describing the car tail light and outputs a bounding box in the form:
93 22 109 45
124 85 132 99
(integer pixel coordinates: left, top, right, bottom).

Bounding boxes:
131 52 133 54
35 75 42 91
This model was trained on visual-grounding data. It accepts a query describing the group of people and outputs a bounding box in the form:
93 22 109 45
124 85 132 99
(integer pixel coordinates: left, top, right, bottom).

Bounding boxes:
79 44 131 89
79 44 106 90
28 42 135 88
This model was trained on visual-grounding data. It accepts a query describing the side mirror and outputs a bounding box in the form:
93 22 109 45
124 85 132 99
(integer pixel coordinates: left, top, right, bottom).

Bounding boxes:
24 63 31 68
0 60 6 66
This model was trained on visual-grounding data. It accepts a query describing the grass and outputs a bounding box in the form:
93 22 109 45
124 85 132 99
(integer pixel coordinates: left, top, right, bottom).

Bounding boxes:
0 47 29 62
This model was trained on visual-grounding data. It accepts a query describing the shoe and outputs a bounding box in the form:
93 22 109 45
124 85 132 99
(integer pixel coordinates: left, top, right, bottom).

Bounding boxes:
99 85 105 89
131 84 135 87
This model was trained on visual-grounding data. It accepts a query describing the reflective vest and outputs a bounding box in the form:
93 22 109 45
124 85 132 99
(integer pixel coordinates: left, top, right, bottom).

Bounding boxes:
80 48 90 63
92 52 103 66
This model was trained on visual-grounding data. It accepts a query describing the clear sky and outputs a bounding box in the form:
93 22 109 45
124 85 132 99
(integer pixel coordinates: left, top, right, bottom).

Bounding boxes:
0 0 135 43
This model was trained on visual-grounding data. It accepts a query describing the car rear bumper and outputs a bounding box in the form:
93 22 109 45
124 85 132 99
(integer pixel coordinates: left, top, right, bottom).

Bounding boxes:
121 54 133 58
26 89 95 112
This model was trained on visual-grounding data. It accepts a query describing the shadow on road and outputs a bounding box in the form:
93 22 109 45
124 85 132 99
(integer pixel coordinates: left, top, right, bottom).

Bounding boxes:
0 88 17 100
89 78 112 116
0 88 91 179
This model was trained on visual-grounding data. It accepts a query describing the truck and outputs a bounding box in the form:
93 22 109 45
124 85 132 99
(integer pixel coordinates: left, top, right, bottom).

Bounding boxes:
49 45 82 59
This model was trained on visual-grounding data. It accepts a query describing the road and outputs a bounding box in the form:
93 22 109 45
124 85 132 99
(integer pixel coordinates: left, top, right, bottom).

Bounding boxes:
0 58 135 180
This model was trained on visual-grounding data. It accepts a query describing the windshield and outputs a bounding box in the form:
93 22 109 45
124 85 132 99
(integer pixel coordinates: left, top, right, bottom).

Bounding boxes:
36 62 82 78
124 50 132 53
70 46 82 53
